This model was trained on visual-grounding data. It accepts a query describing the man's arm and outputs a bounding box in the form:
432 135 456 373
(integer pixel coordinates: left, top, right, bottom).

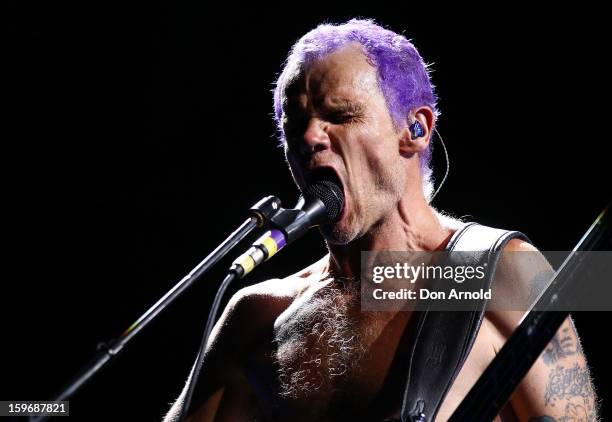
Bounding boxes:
515 317 598 422
164 278 295 422
490 239 599 421
163 287 254 422
164 370 224 422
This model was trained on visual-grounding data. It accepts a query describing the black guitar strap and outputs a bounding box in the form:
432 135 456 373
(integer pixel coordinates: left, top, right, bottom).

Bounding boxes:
399 223 530 422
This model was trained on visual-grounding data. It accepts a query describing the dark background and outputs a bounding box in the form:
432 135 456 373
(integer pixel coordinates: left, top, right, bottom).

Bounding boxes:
4 2 611 421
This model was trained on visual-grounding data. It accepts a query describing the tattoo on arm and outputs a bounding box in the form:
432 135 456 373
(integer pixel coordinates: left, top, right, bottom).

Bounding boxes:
540 362 599 421
545 364 593 406
543 327 578 365
533 319 597 421
529 402 591 422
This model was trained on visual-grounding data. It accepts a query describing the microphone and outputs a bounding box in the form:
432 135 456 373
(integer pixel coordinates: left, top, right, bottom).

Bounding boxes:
230 180 344 278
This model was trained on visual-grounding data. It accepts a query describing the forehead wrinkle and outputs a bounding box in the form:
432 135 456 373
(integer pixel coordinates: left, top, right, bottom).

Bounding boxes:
313 73 378 114
282 46 381 116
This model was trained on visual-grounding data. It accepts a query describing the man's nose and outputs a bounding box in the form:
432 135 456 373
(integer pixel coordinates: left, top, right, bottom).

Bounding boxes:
299 117 331 158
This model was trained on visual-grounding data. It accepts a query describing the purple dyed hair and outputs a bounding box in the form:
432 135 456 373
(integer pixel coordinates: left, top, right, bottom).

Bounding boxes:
273 19 439 199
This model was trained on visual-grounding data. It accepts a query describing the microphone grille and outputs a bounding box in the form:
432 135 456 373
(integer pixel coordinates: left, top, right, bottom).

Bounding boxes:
304 180 344 222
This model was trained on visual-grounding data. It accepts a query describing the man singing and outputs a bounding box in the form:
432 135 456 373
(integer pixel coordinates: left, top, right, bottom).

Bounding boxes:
165 19 597 421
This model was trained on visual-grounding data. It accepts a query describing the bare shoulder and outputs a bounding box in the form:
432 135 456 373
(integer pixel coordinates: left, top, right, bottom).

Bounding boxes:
503 237 539 252
173 262 328 421
191 256 328 400
229 254 329 311
214 255 329 346
484 237 553 335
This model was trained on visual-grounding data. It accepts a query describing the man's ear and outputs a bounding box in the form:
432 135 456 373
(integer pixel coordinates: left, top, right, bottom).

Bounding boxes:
399 106 435 155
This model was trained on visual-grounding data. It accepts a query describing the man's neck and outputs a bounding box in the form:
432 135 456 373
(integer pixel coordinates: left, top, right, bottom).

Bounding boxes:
325 196 454 280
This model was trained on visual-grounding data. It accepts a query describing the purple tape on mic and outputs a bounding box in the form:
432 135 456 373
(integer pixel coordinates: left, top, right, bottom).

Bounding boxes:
269 229 287 250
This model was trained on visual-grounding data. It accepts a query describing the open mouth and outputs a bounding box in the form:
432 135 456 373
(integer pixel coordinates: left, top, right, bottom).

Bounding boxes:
304 166 342 187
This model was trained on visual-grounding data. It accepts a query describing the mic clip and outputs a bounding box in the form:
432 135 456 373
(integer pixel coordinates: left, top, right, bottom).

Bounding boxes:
269 196 327 244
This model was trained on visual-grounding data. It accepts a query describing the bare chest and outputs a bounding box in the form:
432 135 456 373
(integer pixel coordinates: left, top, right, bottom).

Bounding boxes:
248 286 505 421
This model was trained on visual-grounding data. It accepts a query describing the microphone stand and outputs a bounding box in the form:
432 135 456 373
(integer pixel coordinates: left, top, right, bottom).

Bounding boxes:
30 196 282 422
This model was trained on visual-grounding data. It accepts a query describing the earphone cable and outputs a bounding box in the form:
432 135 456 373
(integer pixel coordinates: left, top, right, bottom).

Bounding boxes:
430 127 449 202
